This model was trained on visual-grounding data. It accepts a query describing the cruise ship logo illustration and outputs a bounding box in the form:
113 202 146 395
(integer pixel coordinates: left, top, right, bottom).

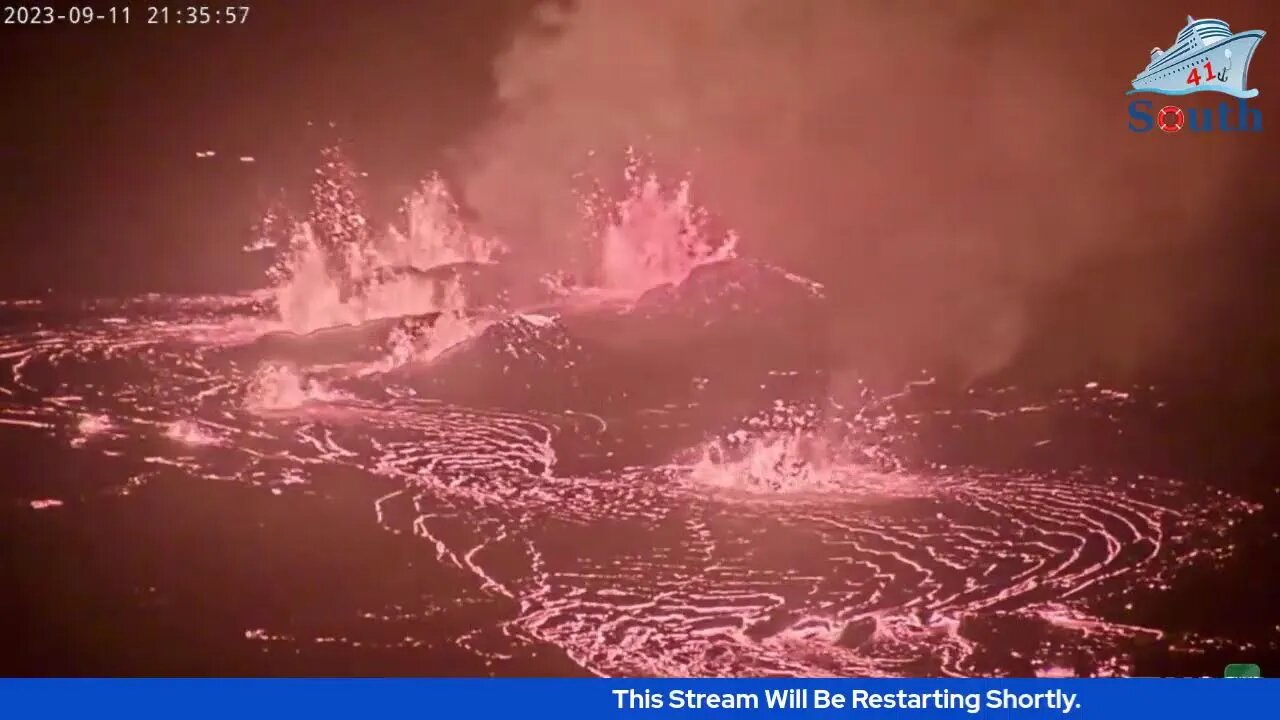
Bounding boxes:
1129 15 1264 98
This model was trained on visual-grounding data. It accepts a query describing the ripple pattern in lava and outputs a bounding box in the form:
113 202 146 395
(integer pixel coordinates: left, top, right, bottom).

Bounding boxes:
0 294 1261 677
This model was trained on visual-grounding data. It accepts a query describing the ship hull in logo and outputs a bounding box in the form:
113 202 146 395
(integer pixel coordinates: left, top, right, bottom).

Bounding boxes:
1128 16 1264 98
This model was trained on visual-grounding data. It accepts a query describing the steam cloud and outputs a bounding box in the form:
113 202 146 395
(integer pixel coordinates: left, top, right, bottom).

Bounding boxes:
460 1 1253 386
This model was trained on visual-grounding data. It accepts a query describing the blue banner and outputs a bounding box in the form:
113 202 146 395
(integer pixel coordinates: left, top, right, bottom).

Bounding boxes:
0 678 1275 719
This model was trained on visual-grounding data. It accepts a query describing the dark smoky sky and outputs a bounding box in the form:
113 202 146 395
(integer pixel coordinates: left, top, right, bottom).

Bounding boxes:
0 0 1277 388
0 0 541 295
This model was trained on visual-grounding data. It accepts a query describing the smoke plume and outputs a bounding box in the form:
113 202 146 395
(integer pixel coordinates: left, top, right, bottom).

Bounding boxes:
460 0 1261 386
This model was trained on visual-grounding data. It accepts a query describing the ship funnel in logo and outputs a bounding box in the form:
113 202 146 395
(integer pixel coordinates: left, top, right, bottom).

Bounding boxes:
1128 16 1264 98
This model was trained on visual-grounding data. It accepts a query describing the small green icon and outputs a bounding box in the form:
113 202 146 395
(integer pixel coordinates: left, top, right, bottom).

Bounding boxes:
1224 663 1262 678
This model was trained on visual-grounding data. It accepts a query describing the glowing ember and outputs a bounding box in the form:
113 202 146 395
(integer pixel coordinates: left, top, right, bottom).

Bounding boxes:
164 420 222 446
380 310 489 370
245 362 339 411
76 413 111 437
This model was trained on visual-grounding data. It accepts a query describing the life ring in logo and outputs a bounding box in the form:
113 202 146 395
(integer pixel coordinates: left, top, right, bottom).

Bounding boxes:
1158 105 1185 133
